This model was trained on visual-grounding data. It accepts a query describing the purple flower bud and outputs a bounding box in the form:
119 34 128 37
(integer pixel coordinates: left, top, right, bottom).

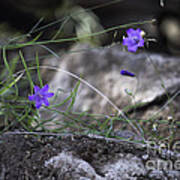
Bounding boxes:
120 70 135 77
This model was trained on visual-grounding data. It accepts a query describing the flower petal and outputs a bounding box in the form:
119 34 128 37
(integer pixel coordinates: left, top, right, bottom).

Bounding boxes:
42 84 49 92
35 98 43 108
126 28 134 36
123 38 133 46
136 28 141 34
43 98 50 106
138 39 144 47
44 92 54 98
128 45 138 52
34 85 40 93
28 94 36 101
35 101 42 109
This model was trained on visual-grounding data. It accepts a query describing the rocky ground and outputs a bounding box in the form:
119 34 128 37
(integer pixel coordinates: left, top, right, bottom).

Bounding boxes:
1 132 180 180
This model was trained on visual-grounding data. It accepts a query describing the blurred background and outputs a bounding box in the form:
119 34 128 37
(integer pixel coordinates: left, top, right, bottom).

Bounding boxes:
0 0 180 53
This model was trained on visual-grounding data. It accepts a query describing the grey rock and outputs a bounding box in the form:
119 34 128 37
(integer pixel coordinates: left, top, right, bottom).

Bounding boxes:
41 43 180 116
101 154 146 180
44 151 105 180
44 151 146 180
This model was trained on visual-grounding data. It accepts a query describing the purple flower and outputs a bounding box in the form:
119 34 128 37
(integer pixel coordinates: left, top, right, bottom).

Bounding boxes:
123 28 144 52
28 84 54 109
120 70 135 77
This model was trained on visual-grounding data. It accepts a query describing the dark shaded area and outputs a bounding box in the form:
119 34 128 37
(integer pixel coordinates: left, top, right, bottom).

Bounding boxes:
1 0 180 54
0 1 38 32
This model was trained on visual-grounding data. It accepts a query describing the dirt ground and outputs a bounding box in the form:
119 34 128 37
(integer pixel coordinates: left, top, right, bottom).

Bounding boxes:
1 132 180 180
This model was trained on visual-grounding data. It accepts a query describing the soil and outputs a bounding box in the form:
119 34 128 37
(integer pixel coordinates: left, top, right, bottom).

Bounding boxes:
1 132 180 180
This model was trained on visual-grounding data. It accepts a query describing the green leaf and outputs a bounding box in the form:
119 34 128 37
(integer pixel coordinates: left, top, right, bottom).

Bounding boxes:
0 73 23 95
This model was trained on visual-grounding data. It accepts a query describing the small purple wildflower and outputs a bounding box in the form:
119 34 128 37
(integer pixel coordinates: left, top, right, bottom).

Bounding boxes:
120 70 135 77
123 28 144 52
28 84 54 109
